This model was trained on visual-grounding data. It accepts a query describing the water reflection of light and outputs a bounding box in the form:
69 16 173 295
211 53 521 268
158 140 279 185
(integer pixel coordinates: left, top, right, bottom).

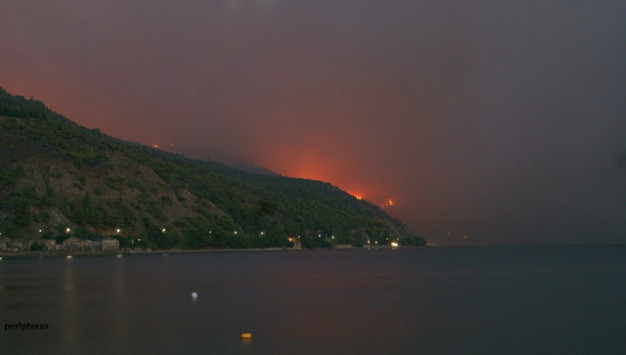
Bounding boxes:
113 257 125 292
62 258 77 344
64 264 75 292
111 255 128 342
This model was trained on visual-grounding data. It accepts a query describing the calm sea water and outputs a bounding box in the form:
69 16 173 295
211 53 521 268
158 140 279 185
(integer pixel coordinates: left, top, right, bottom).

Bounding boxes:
1 246 625 354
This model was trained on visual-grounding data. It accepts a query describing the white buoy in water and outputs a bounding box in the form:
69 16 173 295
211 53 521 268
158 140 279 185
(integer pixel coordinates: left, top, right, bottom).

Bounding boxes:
65 255 73 259
191 292 198 301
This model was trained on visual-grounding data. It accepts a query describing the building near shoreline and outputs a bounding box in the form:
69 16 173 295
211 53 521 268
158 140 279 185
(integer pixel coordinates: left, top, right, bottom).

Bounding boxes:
0 237 10 252
62 237 84 252
42 240 56 251
102 237 120 253
82 240 94 253
0 236 120 255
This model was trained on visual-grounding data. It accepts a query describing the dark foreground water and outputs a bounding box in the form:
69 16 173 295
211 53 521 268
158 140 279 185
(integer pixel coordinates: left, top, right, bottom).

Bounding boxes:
1 246 626 354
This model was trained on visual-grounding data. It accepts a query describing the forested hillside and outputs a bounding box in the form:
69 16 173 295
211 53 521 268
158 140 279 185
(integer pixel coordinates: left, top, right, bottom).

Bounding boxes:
0 87 425 249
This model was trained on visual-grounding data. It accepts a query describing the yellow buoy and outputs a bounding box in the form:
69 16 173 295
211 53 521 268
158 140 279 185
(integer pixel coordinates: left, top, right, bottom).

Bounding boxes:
240 333 252 340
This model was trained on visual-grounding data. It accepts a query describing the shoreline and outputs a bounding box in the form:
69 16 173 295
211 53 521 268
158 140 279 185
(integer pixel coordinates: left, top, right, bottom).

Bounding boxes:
0 245 428 260
0 247 293 259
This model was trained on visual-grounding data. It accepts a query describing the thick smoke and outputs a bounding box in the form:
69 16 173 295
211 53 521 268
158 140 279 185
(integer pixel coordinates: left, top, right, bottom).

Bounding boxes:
1 0 625 244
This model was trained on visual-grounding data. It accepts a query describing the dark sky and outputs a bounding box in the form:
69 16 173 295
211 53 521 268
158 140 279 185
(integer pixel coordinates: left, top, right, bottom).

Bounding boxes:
2 0 625 245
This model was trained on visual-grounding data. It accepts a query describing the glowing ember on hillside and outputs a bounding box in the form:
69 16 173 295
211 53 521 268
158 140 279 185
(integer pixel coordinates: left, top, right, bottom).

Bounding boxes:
349 192 363 200
382 199 394 208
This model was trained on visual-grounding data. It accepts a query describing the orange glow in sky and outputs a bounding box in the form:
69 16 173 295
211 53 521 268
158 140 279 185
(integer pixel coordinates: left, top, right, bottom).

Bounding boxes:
266 156 398 209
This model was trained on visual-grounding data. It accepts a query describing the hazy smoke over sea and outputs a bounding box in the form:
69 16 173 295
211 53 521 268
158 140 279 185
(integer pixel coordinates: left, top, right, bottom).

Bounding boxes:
1 0 625 244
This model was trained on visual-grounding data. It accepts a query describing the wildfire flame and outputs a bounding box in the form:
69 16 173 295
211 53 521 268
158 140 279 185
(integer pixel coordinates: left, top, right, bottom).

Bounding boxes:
348 191 363 200
382 199 394 208
348 191 395 208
